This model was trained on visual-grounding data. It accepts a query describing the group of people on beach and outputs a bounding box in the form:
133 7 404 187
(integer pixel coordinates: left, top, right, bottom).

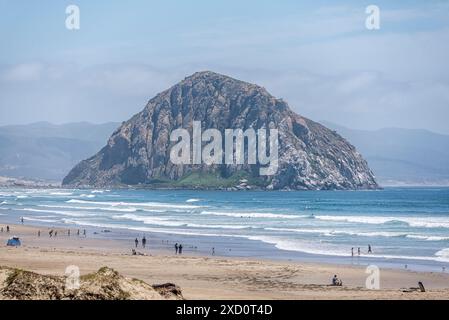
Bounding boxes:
351 245 372 257
0 225 10 233
46 229 86 238
174 243 183 255
134 236 147 248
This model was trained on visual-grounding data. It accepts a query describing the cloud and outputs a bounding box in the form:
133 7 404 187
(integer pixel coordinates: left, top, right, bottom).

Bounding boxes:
1 63 44 82
0 2 448 134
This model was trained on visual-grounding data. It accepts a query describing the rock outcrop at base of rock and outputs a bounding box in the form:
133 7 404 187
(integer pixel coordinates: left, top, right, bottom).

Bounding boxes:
0 266 183 300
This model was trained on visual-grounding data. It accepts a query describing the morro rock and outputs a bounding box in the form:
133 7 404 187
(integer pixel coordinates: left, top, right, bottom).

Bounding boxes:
62 71 378 190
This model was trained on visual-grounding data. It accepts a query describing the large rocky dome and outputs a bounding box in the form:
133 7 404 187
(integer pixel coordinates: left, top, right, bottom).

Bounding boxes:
63 71 378 190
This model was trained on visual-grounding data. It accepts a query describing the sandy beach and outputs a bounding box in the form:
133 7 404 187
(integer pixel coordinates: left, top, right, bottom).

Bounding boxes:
0 223 448 300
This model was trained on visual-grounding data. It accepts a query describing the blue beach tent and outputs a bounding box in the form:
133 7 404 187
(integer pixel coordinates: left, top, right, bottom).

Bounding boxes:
6 236 21 247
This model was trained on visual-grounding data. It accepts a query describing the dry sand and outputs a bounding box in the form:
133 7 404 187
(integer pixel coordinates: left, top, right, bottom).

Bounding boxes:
1 223 449 300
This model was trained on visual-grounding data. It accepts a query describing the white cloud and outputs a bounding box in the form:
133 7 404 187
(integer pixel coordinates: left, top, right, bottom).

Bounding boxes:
2 63 44 82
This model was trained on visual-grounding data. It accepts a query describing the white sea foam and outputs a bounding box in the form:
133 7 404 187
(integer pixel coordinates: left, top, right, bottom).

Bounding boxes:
50 192 73 196
186 199 200 203
200 211 304 219
407 235 449 241
20 208 93 217
91 190 105 193
315 215 449 229
112 214 186 227
246 235 449 262
0 201 7 205
66 199 202 209
62 219 240 238
16 195 28 199
264 228 407 238
187 223 251 230
39 204 138 213
23 217 59 223
265 227 335 234
80 194 96 198
435 248 449 262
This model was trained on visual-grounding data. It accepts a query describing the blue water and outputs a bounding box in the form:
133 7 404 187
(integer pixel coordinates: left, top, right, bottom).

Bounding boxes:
1 187 449 271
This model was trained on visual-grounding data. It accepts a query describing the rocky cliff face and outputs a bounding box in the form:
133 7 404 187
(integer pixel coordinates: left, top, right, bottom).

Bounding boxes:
63 71 378 190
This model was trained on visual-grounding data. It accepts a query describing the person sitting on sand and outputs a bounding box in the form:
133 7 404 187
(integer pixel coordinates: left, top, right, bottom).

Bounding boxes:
134 238 139 248
332 275 342 286
132 249 136 255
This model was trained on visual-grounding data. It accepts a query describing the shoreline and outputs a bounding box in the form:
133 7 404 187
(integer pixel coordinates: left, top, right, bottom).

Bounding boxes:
1 222 449 299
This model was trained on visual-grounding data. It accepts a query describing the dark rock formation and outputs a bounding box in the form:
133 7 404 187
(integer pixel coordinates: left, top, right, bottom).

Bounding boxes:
63 71 378 190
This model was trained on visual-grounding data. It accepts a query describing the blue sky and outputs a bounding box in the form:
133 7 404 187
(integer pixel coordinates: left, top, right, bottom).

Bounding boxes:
1 0 449 133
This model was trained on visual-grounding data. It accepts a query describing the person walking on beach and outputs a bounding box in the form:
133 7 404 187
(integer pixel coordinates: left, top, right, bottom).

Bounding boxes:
54 231 58 237
6 225 10 233
37 230 40 237
174 243 179 255
83 229 86 237
68 229 71 237
21 217 24 224
77 229 80 236
134 238 139 248
1 227 3 232
357 247 361 256
212 247 215 256
179 244 183 255
142 236 147 248
49 230 53 237
351 247 354 257
368 244 372 254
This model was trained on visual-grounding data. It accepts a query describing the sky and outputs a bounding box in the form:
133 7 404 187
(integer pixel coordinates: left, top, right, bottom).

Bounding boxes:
0 0 449 133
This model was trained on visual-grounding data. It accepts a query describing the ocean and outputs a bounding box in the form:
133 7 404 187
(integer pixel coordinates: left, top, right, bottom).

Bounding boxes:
1 187 449 271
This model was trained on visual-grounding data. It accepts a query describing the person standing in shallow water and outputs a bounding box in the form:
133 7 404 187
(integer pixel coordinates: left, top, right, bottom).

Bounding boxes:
368 244 372 253
179 244 183 255
174 243 179 255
